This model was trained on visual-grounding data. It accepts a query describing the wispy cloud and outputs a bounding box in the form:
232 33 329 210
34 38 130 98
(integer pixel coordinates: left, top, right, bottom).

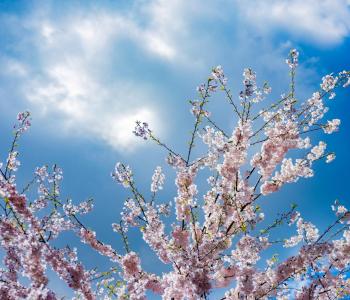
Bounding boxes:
0 6 171 151
0 0 223 151
235 0 350 45
0 0 347 152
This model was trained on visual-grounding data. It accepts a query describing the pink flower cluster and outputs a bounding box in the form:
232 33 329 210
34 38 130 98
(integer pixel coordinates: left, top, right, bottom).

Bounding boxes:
0 51 349 299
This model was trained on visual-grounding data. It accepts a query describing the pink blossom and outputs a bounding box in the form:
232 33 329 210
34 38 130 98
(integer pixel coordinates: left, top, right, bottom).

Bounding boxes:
0 51 349 300
121 252 141 279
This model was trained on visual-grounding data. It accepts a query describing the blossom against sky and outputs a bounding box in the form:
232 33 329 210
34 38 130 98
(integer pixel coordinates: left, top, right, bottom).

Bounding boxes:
0 0 350 298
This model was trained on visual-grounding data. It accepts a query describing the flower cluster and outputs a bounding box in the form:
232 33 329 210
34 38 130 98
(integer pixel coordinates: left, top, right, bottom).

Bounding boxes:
133 121 151 140
15 111 31 134
0 50 349 300
111 162 133 188
324 118 341 134
151 166 165 193
6 151 20 172
211 65 227 86
190 100 210 117
239 68 271 103
63 199 94 215
321 74 338 92
285 48 299 68
284 214 319 247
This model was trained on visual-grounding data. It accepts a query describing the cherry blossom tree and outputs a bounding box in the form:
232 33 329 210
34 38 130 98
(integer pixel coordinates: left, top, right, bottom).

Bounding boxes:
1 50 350 299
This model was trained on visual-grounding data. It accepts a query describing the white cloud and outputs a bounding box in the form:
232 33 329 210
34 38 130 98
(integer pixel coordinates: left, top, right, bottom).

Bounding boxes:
1 0 347 153
235 0 350 45
0 0 224 151
23 54 161 151
0 7 171 152
1 58 29 77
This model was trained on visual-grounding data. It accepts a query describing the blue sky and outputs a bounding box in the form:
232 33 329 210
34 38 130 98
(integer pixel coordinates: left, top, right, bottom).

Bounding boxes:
0 0 350 298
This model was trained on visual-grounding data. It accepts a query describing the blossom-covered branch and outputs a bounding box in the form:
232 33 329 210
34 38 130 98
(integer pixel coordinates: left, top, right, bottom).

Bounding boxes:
0 49 350 299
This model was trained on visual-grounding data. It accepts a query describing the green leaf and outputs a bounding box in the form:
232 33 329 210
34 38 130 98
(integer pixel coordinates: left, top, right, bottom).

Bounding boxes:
291 203 297 209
